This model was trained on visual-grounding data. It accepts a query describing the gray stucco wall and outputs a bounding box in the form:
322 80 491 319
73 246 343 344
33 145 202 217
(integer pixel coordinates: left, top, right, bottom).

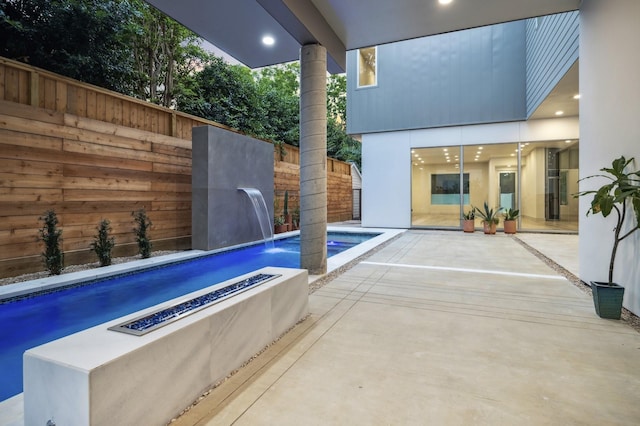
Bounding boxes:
192 126 274 250
526 11 579 117
346 20 527 134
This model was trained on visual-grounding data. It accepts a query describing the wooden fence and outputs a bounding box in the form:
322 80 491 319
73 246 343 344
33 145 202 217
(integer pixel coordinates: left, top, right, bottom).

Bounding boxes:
0 57 353 277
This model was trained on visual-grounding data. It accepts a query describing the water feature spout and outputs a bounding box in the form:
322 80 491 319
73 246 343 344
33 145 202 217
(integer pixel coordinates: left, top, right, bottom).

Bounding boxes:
239 188 274 248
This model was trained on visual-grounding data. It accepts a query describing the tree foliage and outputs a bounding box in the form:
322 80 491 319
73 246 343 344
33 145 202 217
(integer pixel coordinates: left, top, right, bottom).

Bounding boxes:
129 0 206 107
0 0 360 166
0 0 137 94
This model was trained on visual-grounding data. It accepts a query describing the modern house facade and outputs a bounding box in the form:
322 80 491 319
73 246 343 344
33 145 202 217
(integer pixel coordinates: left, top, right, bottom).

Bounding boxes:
140 1 640 316
347 12 580 232
347 3 640 316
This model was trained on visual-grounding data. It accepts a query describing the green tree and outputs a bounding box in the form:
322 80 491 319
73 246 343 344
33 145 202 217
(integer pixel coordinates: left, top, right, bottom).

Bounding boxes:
132 208 152 259
38 210 64 275
91 219 115 267
327 73 347 127
0 0 137 94
129 0 206 107
178 56 266 137
254 62 300 146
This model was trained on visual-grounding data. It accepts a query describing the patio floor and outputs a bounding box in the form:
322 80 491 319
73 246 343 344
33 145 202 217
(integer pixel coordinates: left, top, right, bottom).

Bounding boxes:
173 230 640 425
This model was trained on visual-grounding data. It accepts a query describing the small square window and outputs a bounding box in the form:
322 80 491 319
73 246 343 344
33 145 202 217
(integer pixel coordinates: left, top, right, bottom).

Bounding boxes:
357 46 377 87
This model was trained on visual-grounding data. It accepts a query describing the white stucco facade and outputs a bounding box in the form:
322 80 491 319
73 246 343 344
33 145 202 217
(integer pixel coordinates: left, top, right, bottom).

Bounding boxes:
362 117 580 228
579 0 640 315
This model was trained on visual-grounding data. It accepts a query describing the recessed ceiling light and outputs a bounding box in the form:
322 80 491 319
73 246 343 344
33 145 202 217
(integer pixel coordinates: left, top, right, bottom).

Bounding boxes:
555 110 564 116
573 94 581 99
511 154 515 157
411 150 415 153
478 147 483 150
421 160 425 163
262 35 275 46
565 139 572 143
447 159 451 162
443 148 448 152
439 0 453 5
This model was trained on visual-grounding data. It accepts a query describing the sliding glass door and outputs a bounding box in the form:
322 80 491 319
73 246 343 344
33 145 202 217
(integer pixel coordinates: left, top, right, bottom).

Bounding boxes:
410 140 579 232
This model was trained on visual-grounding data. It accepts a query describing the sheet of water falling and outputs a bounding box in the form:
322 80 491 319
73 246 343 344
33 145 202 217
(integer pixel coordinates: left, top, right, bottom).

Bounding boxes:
239 187 274 248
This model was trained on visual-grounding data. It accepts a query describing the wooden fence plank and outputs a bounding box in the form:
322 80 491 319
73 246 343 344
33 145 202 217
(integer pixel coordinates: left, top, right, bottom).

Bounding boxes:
0 130 63 151
0 63 5 100
2 143 152 172
0 99 65 124
55 80 67 112
0 187 63 202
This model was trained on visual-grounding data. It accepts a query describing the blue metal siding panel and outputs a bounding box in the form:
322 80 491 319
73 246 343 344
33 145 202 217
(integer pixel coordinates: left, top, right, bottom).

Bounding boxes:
347 21 527 135
526 11 579 117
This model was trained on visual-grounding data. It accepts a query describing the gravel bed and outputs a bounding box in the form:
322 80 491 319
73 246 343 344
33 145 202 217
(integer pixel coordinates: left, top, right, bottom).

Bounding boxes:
513 236 640 333
0 251 180 287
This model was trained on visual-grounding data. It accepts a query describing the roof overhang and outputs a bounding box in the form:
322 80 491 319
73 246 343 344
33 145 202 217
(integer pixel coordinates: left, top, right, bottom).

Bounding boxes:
145 0 580 74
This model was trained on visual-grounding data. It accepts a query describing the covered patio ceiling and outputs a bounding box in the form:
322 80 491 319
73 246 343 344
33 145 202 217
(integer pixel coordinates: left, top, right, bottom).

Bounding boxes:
146 0 581 120
145 0 580 73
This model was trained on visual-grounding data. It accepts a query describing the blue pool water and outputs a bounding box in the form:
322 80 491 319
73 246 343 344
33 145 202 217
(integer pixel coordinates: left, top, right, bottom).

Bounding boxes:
0 232 378 401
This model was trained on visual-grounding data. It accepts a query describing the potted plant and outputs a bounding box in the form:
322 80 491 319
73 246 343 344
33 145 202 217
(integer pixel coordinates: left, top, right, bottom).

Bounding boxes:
502 208 519 234
461 207 476 233
274 215 288 234
475 201 502 234
575 156 640 319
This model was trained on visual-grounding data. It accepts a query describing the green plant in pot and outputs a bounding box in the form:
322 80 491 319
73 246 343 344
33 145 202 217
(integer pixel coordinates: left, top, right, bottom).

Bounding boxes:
274 215 287 233
502 208 519 234
575 156 640 319
461 207 476 233
475 202 502 234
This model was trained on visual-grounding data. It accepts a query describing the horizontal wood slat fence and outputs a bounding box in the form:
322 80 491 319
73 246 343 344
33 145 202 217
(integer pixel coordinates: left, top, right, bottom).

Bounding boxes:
0 57 352 278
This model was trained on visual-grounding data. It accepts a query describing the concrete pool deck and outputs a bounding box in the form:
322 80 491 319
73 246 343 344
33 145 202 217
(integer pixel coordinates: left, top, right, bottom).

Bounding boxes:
172 230 640 425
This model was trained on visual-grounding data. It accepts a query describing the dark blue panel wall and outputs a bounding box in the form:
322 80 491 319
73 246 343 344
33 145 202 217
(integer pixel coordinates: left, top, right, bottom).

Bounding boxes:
346 21 527 134
526 11 579 117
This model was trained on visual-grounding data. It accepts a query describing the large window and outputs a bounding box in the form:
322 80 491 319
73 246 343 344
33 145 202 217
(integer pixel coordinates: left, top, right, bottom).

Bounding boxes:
357 47 377 87
410 141 579 232
411 147 461 227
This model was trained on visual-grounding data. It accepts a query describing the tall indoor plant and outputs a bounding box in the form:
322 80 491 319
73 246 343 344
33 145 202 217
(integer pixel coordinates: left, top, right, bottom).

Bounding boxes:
576 156 640 319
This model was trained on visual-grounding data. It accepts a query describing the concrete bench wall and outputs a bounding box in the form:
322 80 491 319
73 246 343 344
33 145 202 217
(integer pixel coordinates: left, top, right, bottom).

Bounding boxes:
24 267 309 426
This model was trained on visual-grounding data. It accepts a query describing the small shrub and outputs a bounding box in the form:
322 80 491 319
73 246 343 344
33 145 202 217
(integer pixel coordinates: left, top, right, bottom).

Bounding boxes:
132 208 152 258
91 219 115 267
38 210 64 275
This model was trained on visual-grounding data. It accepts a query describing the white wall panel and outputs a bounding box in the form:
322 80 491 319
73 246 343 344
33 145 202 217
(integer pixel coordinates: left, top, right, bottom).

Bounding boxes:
580 0 640 316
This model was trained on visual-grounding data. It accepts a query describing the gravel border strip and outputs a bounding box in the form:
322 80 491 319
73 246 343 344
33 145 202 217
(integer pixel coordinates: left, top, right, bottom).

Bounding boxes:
513 236 640 333
0 251 180 287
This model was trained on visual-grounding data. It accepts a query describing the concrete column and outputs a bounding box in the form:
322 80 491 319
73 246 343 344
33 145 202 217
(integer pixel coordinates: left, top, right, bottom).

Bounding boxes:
299 44 327 274
580 0 640 315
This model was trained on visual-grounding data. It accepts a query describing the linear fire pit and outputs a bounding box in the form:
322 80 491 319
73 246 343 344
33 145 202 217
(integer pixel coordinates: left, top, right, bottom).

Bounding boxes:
109 273 280 336
24 267 308 426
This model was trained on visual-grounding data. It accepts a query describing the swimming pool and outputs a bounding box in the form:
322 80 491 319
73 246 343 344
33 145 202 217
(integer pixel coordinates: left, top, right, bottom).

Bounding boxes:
0 231 378 401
